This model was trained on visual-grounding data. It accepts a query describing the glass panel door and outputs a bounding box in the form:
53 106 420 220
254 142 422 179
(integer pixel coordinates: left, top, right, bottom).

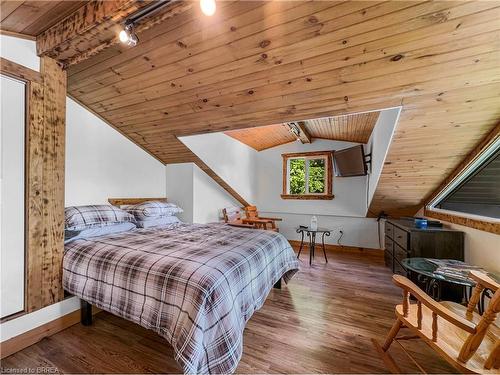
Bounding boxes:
1 74 26 318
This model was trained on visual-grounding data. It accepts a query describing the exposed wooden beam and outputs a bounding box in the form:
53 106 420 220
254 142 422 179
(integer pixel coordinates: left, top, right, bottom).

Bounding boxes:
296 121 312 144
36 0 139 57
0 29 36 41
0 57 42 84
192 156 250 208
35 0 192 68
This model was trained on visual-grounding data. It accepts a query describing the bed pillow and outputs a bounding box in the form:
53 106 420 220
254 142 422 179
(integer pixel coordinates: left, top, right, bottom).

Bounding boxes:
126 201 183 220
65 222 137 244
65 205 136 231
136 216 181 228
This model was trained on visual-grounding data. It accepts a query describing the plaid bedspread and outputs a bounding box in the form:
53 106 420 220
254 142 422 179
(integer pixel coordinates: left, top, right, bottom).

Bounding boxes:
63 223 299 374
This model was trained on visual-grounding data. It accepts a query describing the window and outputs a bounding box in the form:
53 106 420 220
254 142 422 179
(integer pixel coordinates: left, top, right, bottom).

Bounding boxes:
281 151 333 200
427 136 500 222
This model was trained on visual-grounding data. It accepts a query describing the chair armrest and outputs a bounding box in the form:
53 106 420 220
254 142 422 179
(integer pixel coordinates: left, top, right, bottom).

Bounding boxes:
469 270 499 291
227 222 255 229
243 218 273 224
259 217 283 221
392 275 476 334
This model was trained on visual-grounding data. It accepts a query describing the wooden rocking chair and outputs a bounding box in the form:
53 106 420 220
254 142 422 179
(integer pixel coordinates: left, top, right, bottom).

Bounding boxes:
243 205 282 232
222 207 256 229
373 271 499 374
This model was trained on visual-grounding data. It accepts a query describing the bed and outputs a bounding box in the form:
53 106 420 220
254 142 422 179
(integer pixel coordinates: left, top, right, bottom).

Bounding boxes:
63 201 299 374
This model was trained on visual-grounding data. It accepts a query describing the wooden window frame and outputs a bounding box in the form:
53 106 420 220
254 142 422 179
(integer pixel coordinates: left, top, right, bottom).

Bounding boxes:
281 151 334 200
423 123 500 235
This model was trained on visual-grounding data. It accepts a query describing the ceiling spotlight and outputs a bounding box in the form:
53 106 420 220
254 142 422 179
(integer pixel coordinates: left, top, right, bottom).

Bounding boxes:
200 0 216 16
119 22 138 46
287 122 301 137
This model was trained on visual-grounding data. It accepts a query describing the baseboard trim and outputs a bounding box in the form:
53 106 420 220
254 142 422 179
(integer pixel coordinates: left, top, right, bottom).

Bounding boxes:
1 305 100 359
288 240 383 256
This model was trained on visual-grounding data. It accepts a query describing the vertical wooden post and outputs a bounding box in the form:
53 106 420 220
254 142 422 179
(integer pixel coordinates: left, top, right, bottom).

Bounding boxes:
466 284 484 317
417 301 422 330
40 56 66 306
25 56 66 312
26 81 45 312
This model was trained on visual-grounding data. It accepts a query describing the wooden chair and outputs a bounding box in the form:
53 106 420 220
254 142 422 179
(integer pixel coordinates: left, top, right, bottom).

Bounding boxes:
373 271 499 374
243 205 283 232
222 207 255 229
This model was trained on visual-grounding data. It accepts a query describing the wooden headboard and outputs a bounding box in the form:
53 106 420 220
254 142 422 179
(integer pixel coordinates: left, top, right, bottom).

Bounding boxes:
108 197 167 206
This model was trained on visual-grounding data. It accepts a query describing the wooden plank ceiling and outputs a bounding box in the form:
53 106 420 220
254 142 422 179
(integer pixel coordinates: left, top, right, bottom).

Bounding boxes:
0 1 86 36
225 111 380 151
3 0 499 216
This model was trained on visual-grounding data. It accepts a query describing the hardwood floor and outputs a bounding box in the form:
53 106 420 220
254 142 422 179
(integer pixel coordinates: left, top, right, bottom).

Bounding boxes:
2 249 457 374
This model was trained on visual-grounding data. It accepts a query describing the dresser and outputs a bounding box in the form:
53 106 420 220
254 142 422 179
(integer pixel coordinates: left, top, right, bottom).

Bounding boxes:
384 219 465 276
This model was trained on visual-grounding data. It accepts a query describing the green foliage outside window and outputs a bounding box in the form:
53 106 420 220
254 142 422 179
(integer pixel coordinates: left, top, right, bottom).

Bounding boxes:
288 158 325 194
289 158 306 194
308 159 325 193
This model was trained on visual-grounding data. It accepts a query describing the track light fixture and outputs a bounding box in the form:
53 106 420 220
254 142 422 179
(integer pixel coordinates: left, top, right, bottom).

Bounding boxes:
200 0 216 16
119 21 138 46
118 0 216 48
286 122 301 137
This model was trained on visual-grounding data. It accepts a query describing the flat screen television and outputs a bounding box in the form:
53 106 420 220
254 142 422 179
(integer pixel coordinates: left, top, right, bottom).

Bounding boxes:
334 145 367 177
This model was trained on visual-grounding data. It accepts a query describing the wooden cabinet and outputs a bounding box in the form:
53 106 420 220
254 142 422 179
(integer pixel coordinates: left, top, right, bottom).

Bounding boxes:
384 219 464 276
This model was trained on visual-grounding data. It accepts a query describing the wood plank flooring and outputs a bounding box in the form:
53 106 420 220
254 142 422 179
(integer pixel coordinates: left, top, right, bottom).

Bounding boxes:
2 249 457 374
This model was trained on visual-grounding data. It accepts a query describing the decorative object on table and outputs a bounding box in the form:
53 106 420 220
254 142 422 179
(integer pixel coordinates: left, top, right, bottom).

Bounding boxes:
401 257 499 314
373 271 499 374
428 258 486 283
296 226 331 265
310 215 318 231
243 205 282 232
414 217 428 228
384 218 464 278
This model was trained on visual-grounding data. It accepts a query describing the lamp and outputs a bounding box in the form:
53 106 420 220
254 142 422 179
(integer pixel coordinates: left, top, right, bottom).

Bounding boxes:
200 0 216 16
119 22 138 46
286 122 301 137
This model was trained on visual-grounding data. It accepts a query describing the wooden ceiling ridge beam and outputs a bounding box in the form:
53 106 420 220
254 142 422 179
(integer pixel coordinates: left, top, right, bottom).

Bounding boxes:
35 0 192 68
37 0 141 56
296 122 311 144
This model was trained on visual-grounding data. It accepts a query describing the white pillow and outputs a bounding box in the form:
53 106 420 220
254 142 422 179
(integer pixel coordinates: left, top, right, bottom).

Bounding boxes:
136 216 181 228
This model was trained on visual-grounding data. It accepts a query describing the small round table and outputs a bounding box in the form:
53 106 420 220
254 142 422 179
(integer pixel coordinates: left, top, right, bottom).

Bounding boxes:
401 257 499 314
296 226 331 265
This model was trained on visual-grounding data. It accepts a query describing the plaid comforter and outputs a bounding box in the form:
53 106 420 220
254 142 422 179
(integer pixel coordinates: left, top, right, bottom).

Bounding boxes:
63 223 299 374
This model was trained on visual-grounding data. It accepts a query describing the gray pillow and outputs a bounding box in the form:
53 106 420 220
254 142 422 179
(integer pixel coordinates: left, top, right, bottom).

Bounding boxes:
65 205 135 231
136 216 181 228
65 222 136 244
125 201 183 220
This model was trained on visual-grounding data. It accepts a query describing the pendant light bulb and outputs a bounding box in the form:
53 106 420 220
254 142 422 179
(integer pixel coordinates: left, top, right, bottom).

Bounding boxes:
119 29 129 43
200 0 216 16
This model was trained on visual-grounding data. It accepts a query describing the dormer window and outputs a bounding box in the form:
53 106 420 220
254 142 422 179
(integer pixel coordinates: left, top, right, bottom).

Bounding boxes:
281 151 334 200
426 133 500 229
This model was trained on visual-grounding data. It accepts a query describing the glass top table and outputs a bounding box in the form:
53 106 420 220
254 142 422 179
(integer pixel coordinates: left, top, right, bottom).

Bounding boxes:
401 258 499 311
401 258 500 287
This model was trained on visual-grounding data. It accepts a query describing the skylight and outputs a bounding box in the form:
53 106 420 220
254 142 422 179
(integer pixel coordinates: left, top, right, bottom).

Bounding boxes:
428 136 500 220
